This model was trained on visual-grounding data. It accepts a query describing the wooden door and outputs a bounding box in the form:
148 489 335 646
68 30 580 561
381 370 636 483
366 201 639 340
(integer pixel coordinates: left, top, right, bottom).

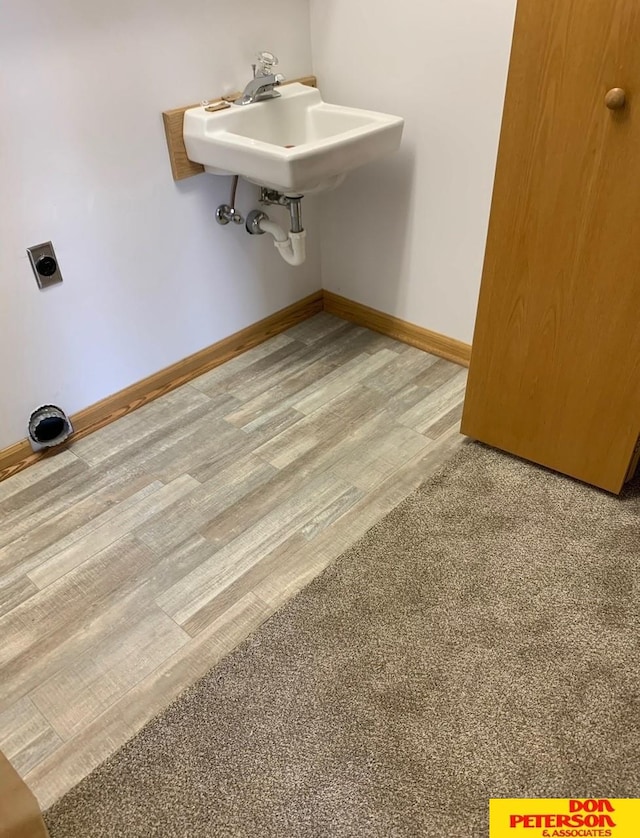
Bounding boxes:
461 0 640 493
0 752 49 837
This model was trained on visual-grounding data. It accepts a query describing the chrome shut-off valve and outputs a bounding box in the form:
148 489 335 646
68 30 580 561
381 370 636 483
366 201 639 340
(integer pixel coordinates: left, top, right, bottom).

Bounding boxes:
216 205 243 225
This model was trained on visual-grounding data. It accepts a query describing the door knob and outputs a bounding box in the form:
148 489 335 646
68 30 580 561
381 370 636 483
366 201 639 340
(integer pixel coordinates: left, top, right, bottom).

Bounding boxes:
605 88 626 110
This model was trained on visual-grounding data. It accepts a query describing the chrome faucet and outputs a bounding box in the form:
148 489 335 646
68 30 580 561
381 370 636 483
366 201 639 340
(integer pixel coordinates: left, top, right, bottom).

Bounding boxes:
236 51 285 106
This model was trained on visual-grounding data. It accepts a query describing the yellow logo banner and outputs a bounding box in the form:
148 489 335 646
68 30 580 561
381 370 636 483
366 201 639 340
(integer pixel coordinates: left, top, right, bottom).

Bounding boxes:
489 799 640 838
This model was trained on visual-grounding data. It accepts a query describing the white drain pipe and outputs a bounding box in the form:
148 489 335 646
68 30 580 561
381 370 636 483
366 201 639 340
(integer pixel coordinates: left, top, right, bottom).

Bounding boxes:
257 218 307 266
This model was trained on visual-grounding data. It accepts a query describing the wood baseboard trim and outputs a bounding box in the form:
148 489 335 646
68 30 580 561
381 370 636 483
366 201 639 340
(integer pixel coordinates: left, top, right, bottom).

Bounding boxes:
0 291 324 484
322 291 471 367
0 289 469 484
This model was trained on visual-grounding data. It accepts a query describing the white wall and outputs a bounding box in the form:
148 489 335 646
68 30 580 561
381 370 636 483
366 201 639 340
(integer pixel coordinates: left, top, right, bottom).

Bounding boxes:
0 0 318 449
310 0 517 344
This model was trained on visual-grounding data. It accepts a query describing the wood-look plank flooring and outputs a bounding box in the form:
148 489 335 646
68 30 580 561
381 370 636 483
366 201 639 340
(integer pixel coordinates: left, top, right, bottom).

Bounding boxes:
0 314 467 808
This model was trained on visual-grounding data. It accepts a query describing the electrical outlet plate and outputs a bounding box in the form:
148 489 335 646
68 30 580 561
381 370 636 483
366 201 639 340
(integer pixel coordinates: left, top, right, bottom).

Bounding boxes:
27 241 63 289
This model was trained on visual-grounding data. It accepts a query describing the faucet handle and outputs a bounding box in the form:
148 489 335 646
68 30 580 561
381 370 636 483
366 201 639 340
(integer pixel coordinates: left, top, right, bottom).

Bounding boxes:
256 51 279 77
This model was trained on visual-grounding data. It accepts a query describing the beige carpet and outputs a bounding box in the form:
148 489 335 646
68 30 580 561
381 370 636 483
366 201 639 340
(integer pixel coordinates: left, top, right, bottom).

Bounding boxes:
45 443 640 837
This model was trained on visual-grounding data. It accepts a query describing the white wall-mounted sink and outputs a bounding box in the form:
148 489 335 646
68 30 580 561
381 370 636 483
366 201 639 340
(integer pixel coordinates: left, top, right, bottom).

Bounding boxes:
183 83 404 195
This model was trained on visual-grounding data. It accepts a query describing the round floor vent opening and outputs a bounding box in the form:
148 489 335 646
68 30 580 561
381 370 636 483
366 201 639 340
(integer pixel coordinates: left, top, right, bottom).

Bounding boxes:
28 405 73 452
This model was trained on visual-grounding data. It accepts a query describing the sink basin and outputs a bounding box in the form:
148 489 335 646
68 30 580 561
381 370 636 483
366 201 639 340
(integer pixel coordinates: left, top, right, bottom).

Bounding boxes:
183 83 404 194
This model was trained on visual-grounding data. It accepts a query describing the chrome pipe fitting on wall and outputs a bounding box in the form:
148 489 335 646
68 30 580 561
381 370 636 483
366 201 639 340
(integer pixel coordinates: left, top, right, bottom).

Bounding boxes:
216 175 243 226
215 204 243 225
245 209 269 236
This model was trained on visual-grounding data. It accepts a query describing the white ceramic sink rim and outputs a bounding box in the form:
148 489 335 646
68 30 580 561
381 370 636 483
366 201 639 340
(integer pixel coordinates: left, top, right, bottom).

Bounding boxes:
183 83 404 194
